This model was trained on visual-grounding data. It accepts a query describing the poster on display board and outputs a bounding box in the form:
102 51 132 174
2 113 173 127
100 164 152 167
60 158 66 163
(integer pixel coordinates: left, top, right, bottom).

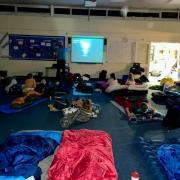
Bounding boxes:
9 34 65 60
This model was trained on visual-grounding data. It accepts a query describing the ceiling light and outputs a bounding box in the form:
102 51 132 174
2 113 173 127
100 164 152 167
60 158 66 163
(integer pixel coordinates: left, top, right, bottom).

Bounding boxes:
84 0 97 7
110 0 127 2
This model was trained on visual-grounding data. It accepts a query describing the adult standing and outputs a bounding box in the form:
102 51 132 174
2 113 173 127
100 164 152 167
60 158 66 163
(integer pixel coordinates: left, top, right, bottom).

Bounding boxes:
55 42 66 81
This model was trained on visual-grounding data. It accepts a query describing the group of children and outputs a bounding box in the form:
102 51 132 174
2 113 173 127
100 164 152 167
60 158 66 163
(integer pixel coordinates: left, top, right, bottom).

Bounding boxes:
0 72 46 95
106 71 133 86
1 69 159 121
107 72 158 120
108 72 137 86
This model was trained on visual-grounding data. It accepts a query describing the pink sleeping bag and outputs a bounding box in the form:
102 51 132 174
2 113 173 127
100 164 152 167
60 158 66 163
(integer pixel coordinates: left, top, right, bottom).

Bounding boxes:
48 129 118 180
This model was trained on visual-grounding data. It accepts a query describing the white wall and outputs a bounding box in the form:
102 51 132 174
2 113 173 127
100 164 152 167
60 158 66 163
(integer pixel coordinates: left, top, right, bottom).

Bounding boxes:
1 14 180 77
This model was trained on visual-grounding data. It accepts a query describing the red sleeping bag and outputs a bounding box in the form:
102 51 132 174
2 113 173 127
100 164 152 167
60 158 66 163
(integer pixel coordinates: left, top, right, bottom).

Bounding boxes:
48 129 118 180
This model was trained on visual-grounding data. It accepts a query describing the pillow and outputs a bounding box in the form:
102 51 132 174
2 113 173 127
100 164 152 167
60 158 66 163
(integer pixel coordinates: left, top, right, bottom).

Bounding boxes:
105 85 127 93
128 85 148 91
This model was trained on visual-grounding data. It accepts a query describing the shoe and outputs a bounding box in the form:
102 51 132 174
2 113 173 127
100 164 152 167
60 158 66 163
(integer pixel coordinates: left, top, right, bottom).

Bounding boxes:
48 104 59 112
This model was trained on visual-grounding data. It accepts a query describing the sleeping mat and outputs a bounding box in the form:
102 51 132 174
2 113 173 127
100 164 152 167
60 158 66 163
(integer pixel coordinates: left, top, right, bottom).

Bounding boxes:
112 97 163 123
0 98 47 114
48 129 118 180
0 131 61 179
157 144 180 180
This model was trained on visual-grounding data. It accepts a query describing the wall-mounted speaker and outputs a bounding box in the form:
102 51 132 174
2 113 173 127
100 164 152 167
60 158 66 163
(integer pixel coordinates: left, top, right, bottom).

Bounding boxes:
68 37 71 44
104 38 107 45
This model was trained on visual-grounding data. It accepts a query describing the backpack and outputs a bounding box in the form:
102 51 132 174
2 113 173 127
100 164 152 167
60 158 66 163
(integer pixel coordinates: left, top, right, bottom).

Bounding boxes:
152 92 167 105
162 106 180 130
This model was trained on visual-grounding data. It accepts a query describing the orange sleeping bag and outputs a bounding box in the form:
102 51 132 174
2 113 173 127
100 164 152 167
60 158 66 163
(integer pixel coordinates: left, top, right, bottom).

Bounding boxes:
11 91 41 108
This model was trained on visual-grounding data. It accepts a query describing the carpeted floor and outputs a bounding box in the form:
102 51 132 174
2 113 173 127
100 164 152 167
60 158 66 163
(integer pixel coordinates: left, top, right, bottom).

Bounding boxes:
0 92 170 180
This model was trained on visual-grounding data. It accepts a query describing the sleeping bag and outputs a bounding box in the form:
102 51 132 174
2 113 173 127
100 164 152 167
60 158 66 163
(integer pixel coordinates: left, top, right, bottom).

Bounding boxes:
48 129 118 180
157 144 180 180
0 132 60 179
11 91 41 108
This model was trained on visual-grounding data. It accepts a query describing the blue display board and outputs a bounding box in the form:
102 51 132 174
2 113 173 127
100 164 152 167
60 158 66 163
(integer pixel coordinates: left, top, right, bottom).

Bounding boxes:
9 34 65 60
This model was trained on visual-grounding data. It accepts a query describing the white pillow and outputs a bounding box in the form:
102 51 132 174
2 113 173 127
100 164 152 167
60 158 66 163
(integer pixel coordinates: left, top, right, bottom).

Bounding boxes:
128 84 148 91
105 85 128 93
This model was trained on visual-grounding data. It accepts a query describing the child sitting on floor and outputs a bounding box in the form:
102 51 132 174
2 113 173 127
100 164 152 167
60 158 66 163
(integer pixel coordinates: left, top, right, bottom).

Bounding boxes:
108 73 119 86
125 73 136 86
23 73 36 93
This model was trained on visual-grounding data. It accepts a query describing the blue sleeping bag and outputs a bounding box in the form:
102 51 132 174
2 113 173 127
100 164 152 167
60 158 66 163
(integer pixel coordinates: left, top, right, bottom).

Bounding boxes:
73 87 92 96
9 131 62 144
157 144 180 180
0 131 62 179
0 176 25 180
0 98 47 114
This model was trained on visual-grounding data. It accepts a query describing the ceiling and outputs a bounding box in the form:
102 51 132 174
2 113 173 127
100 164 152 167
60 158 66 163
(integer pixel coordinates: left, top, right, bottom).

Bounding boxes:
0 0 180 10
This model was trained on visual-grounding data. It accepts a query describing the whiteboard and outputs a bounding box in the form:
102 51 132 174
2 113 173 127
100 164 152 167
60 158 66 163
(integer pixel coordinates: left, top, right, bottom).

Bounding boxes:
107 37 133 63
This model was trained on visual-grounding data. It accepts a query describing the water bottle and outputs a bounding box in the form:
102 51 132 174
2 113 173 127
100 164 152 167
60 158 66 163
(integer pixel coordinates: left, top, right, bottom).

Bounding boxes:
131 171 140 180
49 96 52 101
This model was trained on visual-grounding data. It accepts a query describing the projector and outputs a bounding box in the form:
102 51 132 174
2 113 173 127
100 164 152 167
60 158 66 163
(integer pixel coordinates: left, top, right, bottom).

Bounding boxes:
84 0 97 7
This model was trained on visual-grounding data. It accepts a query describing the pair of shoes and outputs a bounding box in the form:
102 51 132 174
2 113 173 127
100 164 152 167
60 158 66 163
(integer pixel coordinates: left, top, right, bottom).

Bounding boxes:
129 117 136 122
54 96 61 100
48 104 53 108
52 107 59 112
62 107 78 115
48 104 59 112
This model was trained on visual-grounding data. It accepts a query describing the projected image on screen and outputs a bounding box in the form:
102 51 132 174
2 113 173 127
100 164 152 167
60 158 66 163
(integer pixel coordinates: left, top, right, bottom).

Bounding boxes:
71 36 104 63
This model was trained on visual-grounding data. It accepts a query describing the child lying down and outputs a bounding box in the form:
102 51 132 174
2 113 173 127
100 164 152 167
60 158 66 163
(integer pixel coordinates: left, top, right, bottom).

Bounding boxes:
114 96 163 121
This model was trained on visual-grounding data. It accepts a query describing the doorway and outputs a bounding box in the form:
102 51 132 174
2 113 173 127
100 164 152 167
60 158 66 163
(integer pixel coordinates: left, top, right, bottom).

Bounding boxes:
149 42 180 83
